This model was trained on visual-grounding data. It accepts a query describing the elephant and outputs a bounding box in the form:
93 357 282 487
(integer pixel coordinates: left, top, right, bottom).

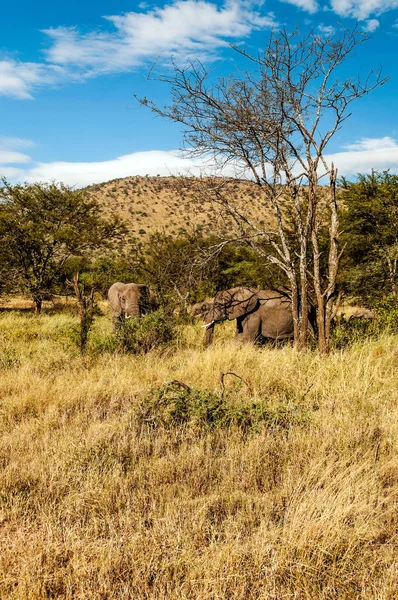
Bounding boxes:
193 286 306 346
108 282 151 323
235 289 294 344
192 286 292 346
349 308 377 320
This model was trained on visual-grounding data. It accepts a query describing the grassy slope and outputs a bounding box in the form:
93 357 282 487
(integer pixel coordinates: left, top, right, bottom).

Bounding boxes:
88 175 282 238
0 310 397 599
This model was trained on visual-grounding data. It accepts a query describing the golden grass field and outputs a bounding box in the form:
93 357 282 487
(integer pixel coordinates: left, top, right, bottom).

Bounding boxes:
0 305 397 599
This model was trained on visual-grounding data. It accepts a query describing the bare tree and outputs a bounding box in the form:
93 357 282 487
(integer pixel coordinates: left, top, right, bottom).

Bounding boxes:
138 26 387 353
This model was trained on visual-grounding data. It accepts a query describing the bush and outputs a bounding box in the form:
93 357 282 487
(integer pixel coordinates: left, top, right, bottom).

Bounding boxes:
115 309 176 354
137 381 310 432
374 295 398 332
332 315 380 348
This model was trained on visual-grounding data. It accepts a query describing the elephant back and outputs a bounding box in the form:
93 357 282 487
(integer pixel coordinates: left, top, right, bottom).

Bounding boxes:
214 287 259 321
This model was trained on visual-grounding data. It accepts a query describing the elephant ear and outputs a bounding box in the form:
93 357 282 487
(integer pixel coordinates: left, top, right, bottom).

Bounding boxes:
219 288 259 321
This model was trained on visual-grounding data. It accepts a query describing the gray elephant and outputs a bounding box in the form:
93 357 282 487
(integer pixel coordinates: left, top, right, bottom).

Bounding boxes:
349 308 377 320
193 286 294 346
235 289 294 344
108 282 150 323
193 286 305 346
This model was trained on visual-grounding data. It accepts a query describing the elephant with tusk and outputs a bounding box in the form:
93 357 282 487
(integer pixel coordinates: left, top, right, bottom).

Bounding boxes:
108 282 151 325
192 287 262 346
192 286 311 346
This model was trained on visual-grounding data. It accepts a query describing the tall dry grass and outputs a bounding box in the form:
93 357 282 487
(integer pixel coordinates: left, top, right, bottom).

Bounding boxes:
0 311 397 599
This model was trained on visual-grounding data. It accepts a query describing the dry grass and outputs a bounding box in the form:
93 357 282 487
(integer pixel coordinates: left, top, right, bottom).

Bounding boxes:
0 310 397 599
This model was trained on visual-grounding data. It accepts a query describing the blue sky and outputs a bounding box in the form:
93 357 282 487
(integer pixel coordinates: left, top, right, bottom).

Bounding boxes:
1 0 398 187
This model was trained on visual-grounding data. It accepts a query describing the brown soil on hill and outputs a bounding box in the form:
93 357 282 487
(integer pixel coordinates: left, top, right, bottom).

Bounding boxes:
87 176 278 238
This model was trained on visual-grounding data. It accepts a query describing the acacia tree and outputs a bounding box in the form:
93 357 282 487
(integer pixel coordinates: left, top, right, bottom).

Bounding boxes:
0 179 124 313
138 26 386 353
340 170 398 300
139 232 217 312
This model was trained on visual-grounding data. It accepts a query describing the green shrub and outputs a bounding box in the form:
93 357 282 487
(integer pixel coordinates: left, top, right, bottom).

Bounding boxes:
115 309 176 354
333 297 398 348
87 333 117 355
137 381 310 432
374 295 398 332
332 315 380 348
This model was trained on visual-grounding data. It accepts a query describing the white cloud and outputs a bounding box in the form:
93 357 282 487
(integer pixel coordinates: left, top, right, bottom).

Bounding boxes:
0 59 67 100
20 150 230 187
279 0 398 18
1 1 277 99
343 136 397 151
330 0 398 20
3 136 398 187
278 0 319 13
0 60 43 100
363 17 380 30
43 0 277 74
0 137 35 149
318 23 336 34
0 137 35 180
0 166 27 179
325 137 398 176
0 151 32 164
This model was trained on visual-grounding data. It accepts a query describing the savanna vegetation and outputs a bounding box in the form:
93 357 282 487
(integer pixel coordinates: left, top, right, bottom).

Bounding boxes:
1 24 398 600
0 309 397 599
0 169 398 599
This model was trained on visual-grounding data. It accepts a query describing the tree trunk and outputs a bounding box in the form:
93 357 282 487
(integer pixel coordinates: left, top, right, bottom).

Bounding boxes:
309 175 329 355
325 164 340 351
312 229 328 355
289 272 300 349
71 273 95 353
33 295 42 315
298 256 309 350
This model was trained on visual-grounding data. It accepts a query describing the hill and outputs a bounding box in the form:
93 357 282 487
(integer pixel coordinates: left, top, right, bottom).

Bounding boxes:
87 175 277 238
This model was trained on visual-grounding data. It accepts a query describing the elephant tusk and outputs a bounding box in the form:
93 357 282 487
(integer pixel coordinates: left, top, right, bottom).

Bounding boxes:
201 320 215 329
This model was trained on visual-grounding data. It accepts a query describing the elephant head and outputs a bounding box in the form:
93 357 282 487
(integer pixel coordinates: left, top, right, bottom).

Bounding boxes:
108 282 150 320
193 287 260 346
191 300 213 321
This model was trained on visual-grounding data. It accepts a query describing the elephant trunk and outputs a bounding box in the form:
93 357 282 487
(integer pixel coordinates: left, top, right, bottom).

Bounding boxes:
125 303 140 318
205 322 215 347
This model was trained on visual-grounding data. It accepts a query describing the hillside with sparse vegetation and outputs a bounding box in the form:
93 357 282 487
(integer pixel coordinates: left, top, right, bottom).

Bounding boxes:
87 175 279 238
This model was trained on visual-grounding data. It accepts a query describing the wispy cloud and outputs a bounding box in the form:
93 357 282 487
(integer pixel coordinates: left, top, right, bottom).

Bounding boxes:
330 0 398 20
0 137 35 150
278 0 319 14
279 0 398 19
0 1 277 99
1 0 396 100
362 18 380 31
0 59 67 100
0 137 35 179
0 151 32 164
3 136 398 187
343 136 397 151
43 0 277 73
318 23 336 34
